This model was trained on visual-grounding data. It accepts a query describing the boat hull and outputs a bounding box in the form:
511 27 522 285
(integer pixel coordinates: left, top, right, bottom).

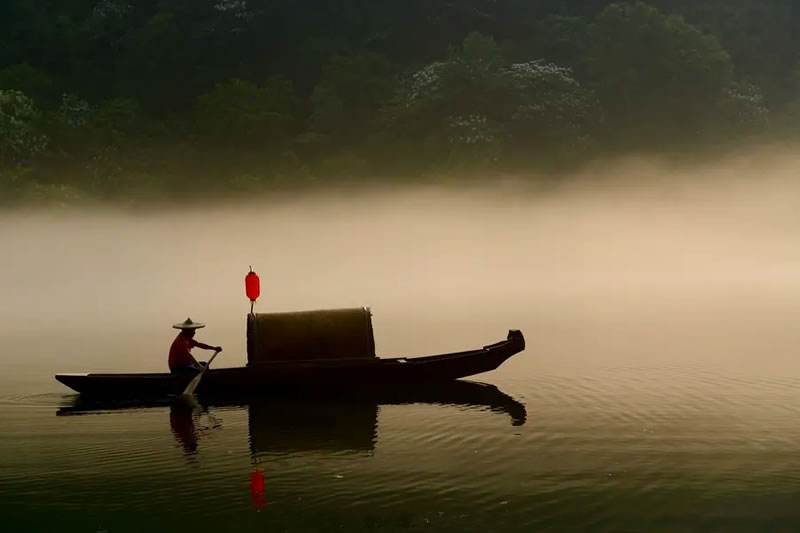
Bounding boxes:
55 330 525 399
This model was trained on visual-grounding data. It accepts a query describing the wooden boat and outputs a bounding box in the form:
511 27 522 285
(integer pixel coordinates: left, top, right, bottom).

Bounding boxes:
55 298 525 400
55 328 525 399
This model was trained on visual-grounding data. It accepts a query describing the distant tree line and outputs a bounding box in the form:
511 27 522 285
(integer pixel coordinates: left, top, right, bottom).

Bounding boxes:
1 0 799 203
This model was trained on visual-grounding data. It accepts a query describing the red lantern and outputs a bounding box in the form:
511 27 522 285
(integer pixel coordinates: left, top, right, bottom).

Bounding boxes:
245 267 260 302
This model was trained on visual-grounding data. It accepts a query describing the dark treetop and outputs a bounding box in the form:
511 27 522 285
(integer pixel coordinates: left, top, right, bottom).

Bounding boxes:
1 1 798 203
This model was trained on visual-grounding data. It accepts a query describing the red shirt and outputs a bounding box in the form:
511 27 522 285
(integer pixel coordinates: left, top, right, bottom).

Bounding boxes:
169 334 198 370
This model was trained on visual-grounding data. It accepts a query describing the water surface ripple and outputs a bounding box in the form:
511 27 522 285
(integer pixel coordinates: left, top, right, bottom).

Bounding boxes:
3 360 800 532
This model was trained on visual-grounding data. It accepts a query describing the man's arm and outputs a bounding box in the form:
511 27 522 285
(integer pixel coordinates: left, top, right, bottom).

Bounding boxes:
194 341 222 352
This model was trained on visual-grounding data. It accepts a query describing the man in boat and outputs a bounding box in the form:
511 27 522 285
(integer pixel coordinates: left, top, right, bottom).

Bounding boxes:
169 318 222 374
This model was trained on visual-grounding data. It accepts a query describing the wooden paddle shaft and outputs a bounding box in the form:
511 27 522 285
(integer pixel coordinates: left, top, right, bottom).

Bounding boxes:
205 349 221 368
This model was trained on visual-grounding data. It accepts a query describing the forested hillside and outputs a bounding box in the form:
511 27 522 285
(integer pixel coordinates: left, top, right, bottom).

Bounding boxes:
2 1 799 203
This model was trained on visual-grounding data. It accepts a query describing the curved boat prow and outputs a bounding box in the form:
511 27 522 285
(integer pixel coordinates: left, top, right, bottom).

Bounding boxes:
507 329 525 348
482 329 525 362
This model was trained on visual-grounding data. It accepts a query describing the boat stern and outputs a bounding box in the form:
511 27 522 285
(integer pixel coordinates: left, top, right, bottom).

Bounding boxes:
55 373 89 393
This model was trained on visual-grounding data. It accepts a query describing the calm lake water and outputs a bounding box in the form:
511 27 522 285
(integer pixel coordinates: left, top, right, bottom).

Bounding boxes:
3 187 800 532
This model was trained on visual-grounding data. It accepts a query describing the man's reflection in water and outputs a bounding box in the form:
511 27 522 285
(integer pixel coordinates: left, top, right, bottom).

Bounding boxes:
169 402 222 456
169 401 266 508
169 403 200 454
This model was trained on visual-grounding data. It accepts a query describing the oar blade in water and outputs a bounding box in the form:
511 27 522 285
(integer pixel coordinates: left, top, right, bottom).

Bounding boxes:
180 350 221 397
182 372 204 396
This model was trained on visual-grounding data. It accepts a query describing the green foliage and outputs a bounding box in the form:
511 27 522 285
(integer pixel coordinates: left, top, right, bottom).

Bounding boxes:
586 1 734 147
0 90 48 166
385 32 599 168
92 98 145 136
528 15 591 72
0 64 54 104
720 82 770 134
308 53 395 143
506 60 601 163
193 77 297 149
650 0 800 108
451 32 506 74
0 0 797 204
385 33 508 147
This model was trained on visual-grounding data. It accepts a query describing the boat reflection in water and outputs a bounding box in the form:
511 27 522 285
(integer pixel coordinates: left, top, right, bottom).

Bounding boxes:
57 380 526 507
244 380 524 452
57 379 526 427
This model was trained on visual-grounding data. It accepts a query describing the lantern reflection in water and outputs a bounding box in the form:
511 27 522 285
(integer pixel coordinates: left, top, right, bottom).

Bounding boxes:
250 469 267 509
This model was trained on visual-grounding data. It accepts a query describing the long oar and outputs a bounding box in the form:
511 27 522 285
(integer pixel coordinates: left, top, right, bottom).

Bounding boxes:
181 349 221 397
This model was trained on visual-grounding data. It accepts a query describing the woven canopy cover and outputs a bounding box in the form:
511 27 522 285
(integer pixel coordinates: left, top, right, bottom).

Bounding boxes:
246 307 376 363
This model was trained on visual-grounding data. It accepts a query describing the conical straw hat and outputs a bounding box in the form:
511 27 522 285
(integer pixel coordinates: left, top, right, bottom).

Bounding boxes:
172 317 206 330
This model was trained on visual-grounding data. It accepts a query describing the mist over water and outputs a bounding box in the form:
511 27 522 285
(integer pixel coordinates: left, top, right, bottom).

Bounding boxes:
2 150 800 377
